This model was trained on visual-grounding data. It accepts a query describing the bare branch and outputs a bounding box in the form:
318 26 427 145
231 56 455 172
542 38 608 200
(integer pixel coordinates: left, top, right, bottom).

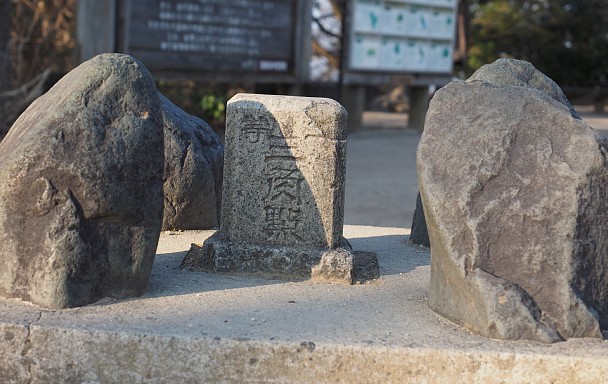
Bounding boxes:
312 39 340 69
329 0 343 23
312 15 342 40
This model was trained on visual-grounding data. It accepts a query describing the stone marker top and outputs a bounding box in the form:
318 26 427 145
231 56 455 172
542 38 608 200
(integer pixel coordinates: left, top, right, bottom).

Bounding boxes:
227 93 347 140
221 93 348 249
467 58 579 118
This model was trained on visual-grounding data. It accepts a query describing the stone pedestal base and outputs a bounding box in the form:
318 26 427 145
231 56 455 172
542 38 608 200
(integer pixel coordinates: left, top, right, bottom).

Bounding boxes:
180 231 379 284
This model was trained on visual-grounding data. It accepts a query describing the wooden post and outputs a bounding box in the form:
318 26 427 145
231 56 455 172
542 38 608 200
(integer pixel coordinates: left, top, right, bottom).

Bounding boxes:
408 85 430 131
295 0 312 83
341 85 366 132
76 0 117 63
0 0 11 92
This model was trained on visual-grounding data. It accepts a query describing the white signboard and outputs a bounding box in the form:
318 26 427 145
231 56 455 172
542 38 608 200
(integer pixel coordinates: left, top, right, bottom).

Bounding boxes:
349 0 457 74
403 39 430 71
430 9 455 39
380 37 405 69
352 35 381 69
405 6 431 37
382 5 406 35
429 41 453 72
353 1 383 33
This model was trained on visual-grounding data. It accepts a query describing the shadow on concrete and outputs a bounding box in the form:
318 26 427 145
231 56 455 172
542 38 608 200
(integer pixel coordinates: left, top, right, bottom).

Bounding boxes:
120 229 430 302
143 251 284 300
142 234 429 300
338 233 429 278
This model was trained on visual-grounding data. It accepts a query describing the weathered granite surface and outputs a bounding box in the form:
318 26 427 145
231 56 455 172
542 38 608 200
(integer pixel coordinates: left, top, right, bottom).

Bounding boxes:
0 53 164 308
161 94 223 230
181 93 377 283
418 58 608 342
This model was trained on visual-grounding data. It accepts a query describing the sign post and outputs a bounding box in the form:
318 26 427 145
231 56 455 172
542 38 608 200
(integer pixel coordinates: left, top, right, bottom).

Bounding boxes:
343 0 458 130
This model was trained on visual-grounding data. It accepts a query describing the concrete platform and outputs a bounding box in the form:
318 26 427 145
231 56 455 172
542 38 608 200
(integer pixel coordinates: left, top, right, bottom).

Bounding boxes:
2 225 607 383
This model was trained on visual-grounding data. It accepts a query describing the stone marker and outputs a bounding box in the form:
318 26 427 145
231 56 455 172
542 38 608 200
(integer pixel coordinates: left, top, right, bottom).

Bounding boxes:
418 58 608 343
162 94 223 230
0 53 164 308
181 93 377 283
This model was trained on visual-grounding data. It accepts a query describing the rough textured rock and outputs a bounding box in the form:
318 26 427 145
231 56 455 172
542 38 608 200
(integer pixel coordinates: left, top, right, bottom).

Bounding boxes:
466 59 580 119
162 94 223 230
181 93 378 283
310 248 354 284
418 58 608 343
0 53 164 309
221 94 348 248
410 193 430 247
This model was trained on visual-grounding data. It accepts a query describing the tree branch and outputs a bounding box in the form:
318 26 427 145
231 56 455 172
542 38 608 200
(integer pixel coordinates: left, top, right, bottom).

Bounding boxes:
312 39 340 69
312 16 341 40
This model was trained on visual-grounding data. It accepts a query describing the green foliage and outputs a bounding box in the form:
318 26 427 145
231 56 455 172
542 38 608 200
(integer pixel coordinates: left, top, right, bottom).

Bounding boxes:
200 94 226 124
467 0 608 87
156 80 241 130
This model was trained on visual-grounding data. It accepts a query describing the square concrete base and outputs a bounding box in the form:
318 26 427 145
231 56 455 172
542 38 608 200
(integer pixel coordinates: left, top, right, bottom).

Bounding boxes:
180 230 379 284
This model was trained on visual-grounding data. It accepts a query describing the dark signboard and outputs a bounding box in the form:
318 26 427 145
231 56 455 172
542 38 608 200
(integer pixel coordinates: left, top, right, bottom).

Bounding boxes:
118 0 308 82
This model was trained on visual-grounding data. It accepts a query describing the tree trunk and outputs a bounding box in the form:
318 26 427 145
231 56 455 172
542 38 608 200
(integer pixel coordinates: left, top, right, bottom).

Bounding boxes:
454 0 470 66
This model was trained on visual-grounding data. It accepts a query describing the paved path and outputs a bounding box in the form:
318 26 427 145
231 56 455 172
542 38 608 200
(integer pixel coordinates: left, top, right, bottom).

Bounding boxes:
344 107 608 229
345 128 420 229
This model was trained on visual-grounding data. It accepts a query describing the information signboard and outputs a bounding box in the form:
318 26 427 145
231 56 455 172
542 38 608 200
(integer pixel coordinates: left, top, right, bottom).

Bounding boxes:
347 0 457 74
118 0 308 82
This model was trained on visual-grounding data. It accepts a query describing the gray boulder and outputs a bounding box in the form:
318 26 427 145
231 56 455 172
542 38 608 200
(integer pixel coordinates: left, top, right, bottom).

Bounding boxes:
467 58 580 119
0 53 164 308
418 58 608 343
161 94 223 230
410 192 430 247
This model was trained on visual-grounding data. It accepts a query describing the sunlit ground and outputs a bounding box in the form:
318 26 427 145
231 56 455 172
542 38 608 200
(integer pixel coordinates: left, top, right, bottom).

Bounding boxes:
343 107 608 229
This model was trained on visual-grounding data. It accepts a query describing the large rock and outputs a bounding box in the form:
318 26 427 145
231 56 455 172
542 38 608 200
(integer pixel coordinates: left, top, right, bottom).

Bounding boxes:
162 94 223 230
0 54 164 308
418 58 608 343
409 192 430 247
